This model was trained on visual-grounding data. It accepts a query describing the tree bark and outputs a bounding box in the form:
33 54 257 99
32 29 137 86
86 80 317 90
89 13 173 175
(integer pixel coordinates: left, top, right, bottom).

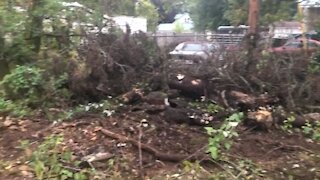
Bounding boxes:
27 0 44 53
0 13 9 80
0 59 10 80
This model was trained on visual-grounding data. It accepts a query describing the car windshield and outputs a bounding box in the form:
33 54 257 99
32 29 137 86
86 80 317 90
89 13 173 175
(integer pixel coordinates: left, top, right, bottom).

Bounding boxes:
182 43 206 51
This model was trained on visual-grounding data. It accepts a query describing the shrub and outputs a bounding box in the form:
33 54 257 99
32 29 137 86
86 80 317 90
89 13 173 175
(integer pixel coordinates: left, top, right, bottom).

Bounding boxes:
19 135 89 180
0 65 71 117
206 112 244 160
1 65 44 107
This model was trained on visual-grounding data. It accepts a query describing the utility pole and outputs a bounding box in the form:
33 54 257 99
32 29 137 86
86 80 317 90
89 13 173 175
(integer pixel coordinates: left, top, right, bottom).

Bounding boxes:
297 2 308 53
248 0 260 35
246 0 260 72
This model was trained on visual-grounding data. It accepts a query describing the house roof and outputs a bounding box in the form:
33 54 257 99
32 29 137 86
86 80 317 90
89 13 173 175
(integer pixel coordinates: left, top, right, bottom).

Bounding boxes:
299 0 320 7
273 21 301 28
157 23 175 31
174 13 190 20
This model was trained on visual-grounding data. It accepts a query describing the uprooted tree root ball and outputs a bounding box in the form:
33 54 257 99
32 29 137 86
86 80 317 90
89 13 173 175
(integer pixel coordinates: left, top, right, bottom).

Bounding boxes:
68 31 165 102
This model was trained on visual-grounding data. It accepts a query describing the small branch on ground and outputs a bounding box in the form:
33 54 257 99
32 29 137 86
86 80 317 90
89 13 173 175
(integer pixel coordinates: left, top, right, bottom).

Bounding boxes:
138 124 144 179
99 127 204 162
33 121 91 138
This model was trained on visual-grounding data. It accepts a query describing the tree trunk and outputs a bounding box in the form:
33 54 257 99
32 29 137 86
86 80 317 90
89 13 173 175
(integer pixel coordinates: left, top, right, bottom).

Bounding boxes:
0 11 9 80
27 0 44 53
0 59 10 80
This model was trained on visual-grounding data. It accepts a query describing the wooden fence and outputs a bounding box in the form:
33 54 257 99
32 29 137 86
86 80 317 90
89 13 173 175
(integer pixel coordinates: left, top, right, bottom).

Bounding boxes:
148 32 245 47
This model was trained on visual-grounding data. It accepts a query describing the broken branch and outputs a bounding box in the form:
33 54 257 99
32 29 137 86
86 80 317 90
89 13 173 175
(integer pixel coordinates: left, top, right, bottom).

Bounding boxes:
99 128 202 162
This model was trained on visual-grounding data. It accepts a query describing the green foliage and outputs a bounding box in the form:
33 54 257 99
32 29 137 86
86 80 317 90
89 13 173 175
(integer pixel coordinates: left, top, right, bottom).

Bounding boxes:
19 135 89 180
308 49 320 73
205 112 244 160
135 0 159 31
0 65 71 117
48 99 118 121
189 0 229 31
1 65 44 101
281 115 296 133
189 0 297 31
224 0 297 26
302 121 320 141
189 101 224 114
0 66 44 116
0 2 33 66
174 21 185 33
223 0 247 25
0 97 32 117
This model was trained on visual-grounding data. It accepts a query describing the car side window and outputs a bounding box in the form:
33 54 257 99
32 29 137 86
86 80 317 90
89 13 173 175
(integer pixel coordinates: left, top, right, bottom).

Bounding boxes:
307 42 318 47
285 42 301 48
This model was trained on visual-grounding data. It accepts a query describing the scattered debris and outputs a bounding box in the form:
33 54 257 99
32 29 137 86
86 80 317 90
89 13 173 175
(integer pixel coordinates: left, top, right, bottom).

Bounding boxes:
303 113 320 125
80 152 114 168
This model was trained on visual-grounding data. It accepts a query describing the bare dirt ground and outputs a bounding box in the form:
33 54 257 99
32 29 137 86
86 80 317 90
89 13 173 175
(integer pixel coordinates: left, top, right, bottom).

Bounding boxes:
1 107 320 179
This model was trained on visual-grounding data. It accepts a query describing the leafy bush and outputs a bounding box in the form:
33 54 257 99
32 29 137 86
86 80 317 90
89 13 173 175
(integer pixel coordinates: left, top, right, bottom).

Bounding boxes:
302 121 320 141
308 49 320 73
0 65 71 117
206 112 244 160
19 135 89 180
0 97 32 117
1 65 44 103
189 101 224 114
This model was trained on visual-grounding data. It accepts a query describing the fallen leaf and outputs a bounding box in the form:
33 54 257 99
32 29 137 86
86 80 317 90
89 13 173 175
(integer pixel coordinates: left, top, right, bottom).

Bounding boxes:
3 119 14 127
4 164 13 170
20 127 27 132
18 120 32 126
18 165 32 172
20 170 34 177
9 125 19 130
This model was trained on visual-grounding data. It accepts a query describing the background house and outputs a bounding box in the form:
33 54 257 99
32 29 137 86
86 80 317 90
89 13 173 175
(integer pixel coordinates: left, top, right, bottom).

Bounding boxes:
157 13 194 33
112 16 147 33
300 0 320 31
269 21 302 39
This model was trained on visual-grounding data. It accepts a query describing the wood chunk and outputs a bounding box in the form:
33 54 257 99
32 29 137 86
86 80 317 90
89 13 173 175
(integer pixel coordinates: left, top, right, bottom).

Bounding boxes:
143 91 168 105
229 91 256 108
168 74 205 98
246 110 273 130
121 88 143 104
228 91 278 110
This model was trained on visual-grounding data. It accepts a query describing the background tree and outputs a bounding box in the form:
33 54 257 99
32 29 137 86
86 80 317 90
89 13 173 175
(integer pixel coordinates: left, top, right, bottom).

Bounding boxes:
188 0 229 31
150 0 188 23
136 0 159 31
223 0 247 26
0 0 32 79
224 0 297 26
188 0 297 31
